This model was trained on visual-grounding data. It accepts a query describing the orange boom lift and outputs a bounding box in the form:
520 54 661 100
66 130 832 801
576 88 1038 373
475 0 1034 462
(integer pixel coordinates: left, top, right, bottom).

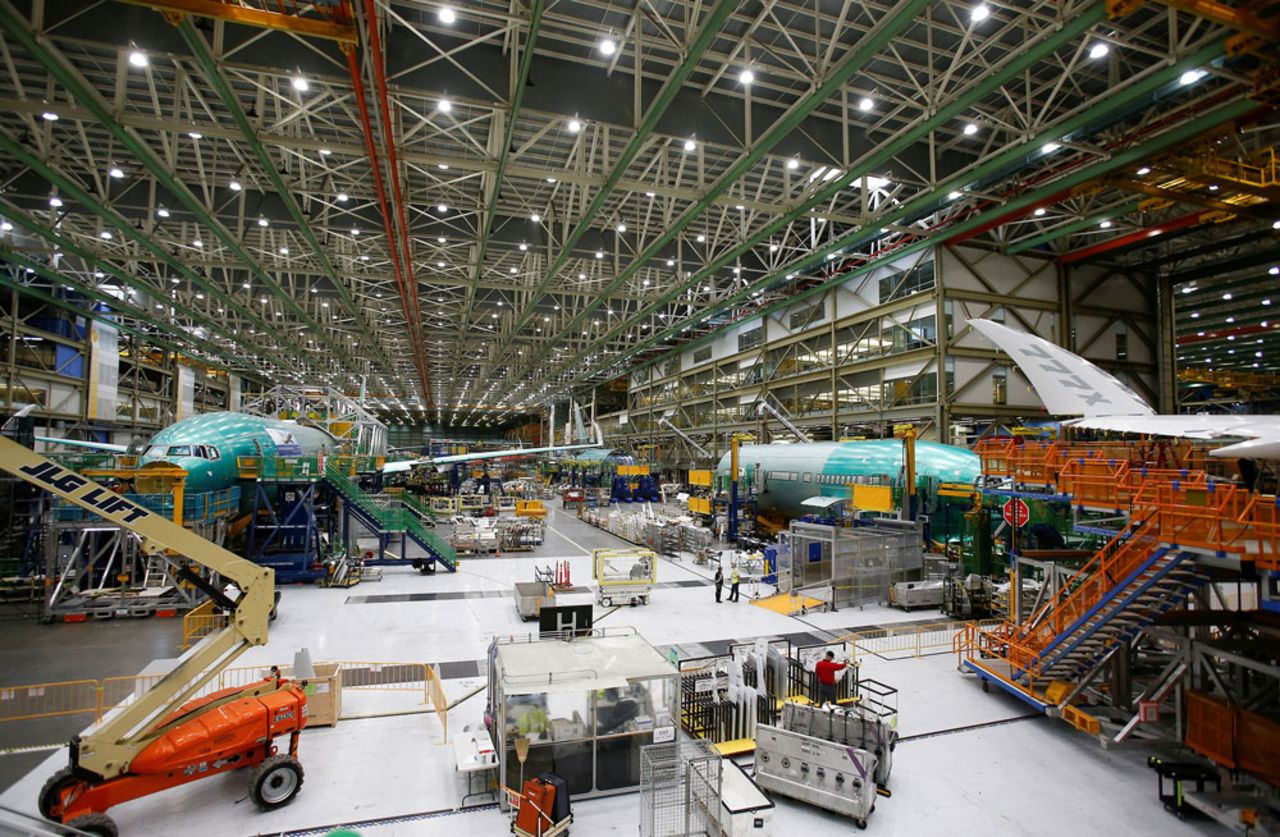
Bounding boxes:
0 436 306 837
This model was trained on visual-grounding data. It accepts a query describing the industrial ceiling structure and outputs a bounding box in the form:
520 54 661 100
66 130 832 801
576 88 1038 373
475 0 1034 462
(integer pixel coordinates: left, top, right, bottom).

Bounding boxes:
0 0 1275 427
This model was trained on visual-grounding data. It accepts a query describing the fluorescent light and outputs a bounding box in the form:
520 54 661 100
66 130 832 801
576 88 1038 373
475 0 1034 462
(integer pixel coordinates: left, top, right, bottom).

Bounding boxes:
531 213 541 222
696 234 706 243
99 230 112 240
1100 220 1111 229
1034 207 1046 216
683 139 697 152
1137 167 1151 176
858 97 873 111
157 207 170 218
739 68 754 85
568 118 582 133
970 3 990 22
599 38 617 56
1180 69 1206 85
595 250 604 259
963 122 978 136
336 192 348 202
128 50 148 68
1042 142 1061 153
948 191 962 200
1089 42 1109 59
437 98 452 113
41 111 57 121
193 239 203 248
258 217 269 227
109 166 124 179
437 203 448 213
787 158 799 170
438 6 456 24
229 179 242 191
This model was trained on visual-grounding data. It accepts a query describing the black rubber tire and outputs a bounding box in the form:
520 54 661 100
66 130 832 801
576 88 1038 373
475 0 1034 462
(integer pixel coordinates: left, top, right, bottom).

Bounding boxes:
38 767 78 820
249 755 305 810
854 817 867 830
66 813 118 837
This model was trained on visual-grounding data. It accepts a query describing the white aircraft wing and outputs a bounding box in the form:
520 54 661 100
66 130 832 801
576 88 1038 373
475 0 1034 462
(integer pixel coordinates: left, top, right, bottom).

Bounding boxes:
969 319 1280 459
1064 415 1280 459
35 436 130 454
380 423 607 474
968 318 1155 417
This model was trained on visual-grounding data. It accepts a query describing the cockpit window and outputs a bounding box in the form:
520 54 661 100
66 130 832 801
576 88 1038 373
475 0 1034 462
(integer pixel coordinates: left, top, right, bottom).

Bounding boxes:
205 446 220 460
166 445 192 457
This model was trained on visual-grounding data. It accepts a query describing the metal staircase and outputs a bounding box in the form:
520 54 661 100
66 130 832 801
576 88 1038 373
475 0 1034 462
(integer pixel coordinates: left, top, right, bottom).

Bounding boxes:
322 464 456 571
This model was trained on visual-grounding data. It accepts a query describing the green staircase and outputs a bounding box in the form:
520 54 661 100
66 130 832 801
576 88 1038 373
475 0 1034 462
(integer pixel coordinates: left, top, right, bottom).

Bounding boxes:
323 464 456 571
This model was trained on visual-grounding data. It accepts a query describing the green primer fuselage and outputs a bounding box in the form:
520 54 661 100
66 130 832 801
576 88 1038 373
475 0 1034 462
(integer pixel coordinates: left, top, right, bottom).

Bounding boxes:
137 412 336 495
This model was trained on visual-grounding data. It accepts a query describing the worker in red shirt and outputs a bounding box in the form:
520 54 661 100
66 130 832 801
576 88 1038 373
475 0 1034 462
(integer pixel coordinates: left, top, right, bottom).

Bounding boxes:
814 650 847 706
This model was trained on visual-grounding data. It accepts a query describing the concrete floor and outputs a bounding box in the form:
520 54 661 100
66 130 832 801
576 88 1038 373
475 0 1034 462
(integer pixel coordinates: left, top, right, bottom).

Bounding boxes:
0 505 1216 835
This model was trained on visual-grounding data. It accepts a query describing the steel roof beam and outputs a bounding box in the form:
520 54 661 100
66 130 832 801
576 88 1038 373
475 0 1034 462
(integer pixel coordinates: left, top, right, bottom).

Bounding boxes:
528 3 1126 391
175 17 392 374
514 0 936 385
1006 200 1142 255
458 0 544 376
0 2 371 378
0 135 321 370
584 96 1255 383
496 0 740 351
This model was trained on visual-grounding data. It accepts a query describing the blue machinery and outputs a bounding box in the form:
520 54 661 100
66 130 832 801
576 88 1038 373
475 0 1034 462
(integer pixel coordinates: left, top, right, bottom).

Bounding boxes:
239 457 457 583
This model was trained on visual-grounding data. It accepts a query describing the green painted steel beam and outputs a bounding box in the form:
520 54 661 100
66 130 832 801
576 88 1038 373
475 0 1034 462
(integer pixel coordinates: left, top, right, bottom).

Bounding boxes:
566 36 1232 384
0 198 270 358
462 0 544 332
176 18 389 371
0 136 320 371
522 3 1124 393
1006 200 1143 255
591 97 1255 383
524 0 935 377
500 0 740 345
0 253 243 373
0 3 369 375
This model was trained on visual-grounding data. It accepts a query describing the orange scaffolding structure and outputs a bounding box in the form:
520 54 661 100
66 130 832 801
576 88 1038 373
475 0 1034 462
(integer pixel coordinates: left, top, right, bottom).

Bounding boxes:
959 437 1276 711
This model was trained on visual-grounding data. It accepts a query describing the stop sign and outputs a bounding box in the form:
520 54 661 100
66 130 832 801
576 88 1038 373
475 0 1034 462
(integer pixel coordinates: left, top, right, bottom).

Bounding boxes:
1003 498 1030 528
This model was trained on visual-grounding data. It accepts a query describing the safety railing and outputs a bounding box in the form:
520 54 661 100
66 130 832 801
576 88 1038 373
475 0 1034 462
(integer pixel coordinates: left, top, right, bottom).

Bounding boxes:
1234 493 1280 571
1134 480 1252 555
975 436 1018 478
954 620 1046 684
1014 516 1162 653
842 619 1000 660
179 599 227 650
0 658 449 729
400 492 436 522
53 487 241 525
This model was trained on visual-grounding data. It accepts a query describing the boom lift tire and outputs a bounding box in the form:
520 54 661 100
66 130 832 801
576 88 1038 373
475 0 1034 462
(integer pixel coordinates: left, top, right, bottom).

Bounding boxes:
38 767 77 820
66 813 118 837
249 754 305 809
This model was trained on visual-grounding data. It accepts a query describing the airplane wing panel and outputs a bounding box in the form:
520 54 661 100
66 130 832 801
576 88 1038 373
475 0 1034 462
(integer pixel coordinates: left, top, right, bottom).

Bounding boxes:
968 318 1155 417
1065 415 1280 457
35 436 130 454
380 424 608 472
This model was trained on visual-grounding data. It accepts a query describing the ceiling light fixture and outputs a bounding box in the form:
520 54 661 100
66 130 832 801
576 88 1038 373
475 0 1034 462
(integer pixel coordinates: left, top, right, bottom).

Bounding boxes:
599 37 617 56
438 6 456 24
128 49 148 68
1089 42 1109 59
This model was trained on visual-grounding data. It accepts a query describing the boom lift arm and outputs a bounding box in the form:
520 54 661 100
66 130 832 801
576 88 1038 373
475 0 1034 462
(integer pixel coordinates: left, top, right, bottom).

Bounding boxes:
0 436 278 781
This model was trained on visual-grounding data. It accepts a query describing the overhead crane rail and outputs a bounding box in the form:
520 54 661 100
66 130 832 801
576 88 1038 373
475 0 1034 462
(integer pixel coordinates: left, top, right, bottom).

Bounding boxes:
118 0 358 44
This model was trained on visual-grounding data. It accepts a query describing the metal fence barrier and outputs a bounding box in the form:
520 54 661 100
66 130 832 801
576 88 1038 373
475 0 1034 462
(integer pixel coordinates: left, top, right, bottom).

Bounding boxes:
0 658 448 730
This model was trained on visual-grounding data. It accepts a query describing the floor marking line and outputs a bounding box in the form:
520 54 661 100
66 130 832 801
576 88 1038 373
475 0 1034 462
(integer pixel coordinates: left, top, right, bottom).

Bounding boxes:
543 516 593 555
897 713 1041 743
272 801 500 836
0 743 63 757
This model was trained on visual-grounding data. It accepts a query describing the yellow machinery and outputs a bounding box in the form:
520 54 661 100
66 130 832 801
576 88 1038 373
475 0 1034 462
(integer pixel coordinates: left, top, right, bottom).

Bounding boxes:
515 499 548 520
591 547 657 607
0 436 295 836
